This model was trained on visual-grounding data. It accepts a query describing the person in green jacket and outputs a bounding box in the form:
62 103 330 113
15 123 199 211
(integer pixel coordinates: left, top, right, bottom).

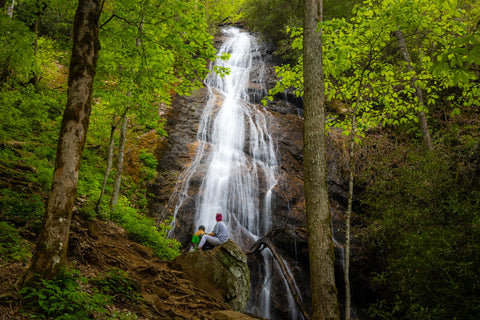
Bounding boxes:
191 225 205 251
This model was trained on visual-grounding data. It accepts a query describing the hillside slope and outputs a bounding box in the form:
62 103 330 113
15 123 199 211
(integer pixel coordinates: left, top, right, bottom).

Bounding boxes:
0 213 258 319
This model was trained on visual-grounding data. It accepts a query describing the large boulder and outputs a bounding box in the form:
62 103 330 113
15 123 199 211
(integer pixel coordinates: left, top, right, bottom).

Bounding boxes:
170 240 250 312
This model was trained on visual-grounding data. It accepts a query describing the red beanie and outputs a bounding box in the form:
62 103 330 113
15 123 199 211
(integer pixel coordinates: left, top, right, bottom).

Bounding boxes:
216 213 223 221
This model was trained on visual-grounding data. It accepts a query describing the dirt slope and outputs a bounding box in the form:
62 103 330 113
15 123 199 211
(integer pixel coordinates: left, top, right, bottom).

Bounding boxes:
0 214 238 320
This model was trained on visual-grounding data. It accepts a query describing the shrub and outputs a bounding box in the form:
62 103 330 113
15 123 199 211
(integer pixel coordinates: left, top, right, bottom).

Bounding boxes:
139 151 158 182
139 151 157 169
110 198 180 260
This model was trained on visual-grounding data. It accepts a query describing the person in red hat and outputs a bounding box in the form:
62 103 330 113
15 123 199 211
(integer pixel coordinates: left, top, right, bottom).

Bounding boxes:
198 213 229 250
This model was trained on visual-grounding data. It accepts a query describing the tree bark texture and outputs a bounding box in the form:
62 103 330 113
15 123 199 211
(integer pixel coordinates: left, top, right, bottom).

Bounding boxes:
395 28 434 152
303 0 340 319
21 0 103 285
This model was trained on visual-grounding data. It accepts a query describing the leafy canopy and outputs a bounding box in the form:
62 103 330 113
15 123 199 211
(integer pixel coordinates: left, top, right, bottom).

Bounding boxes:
266 0 480 139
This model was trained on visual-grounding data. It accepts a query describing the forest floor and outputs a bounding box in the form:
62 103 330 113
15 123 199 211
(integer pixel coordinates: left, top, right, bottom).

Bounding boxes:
0 214 257 320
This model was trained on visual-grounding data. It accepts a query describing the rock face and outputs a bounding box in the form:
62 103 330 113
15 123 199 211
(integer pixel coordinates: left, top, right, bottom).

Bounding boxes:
170 240 250 312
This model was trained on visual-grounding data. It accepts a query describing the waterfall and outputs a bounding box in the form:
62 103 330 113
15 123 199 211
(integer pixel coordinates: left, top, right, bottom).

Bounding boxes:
167 27 298 318
167 27 278 244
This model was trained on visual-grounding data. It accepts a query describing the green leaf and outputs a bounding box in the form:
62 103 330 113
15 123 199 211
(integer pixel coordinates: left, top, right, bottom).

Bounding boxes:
450 107 461 116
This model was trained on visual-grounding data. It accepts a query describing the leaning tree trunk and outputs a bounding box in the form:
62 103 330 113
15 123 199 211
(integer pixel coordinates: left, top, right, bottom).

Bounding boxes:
96 114 119 213
395 28 434 152
110 112 128 209
20 0 103 285
303 0 340 319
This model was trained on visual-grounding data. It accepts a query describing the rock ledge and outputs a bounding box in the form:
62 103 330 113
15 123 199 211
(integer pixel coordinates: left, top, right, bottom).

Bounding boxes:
170 240 250 312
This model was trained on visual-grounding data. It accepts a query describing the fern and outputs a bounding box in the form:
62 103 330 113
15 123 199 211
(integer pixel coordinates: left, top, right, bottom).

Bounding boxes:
20 269 111 319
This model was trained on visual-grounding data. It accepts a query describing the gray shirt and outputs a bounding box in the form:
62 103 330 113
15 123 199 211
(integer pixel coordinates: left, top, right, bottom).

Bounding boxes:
213 221 229 243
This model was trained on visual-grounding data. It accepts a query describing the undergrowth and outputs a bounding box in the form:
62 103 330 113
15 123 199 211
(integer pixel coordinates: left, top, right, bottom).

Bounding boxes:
20 268 139 320
0 221 32 262
91 268 143 304
358 140 480 320
110 197 180 260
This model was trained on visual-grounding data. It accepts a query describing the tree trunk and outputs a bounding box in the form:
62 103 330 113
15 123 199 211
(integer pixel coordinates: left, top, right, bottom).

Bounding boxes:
303 0 340 319
136 16 144 47
345 121 355 320
96 114 118 213
395 28 434 152
110 112 128 209
109 13 141 209
20 0 103 286
6 0 14 18
344 69 366 320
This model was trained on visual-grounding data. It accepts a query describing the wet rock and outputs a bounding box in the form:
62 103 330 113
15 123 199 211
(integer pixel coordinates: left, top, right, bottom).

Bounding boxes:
148 88 208 217
246 227 312 319
268 111 305 228
170 240 250 312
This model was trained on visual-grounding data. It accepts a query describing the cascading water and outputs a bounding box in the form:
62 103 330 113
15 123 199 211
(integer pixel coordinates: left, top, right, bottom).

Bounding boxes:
166 27 304 319
168 27 276 246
